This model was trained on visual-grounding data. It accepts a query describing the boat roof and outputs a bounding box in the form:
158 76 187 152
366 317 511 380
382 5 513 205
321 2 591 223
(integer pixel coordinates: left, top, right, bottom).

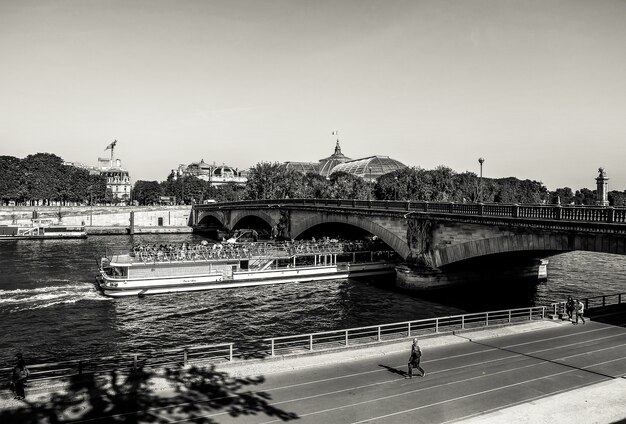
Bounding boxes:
104 241 367 267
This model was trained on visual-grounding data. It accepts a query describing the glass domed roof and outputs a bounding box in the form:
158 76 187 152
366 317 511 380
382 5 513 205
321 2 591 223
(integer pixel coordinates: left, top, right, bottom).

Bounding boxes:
284 162 320 174
213 166 237 176
187 159 212 174
319 140 351 177
330 156 406 181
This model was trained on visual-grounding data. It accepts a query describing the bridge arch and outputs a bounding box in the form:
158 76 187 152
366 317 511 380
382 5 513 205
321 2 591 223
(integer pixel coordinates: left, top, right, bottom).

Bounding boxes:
434 233 578 267
197 211 226 228
291 212 410 258
229 210 276 230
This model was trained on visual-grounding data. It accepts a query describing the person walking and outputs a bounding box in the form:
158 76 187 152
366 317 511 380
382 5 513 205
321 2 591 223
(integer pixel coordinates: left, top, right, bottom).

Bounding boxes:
575 299 586 325
565 296 575 321
406 338 425 378
11 354 30 400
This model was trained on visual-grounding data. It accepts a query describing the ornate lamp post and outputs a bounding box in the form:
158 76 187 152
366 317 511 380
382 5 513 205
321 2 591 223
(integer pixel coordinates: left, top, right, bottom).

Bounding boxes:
478 158 485 202
394 175 398 201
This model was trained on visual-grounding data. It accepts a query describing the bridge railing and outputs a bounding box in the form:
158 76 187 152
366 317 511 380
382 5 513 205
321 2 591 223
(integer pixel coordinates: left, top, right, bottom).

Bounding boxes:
194 199 626 224
265 306 546 357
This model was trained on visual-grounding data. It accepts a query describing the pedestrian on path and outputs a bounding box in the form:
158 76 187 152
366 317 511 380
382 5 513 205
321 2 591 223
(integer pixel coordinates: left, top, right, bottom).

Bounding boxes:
575 299 586 325
565 296 575 321
406 338 425 378
10 353 30 400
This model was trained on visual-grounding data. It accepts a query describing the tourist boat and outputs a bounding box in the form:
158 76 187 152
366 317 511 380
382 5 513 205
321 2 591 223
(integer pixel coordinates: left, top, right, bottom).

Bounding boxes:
0 220 87 240
96 241 399 297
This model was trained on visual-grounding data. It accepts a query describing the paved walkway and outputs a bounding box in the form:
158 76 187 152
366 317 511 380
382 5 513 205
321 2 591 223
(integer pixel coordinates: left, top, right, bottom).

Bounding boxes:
1 319 625 423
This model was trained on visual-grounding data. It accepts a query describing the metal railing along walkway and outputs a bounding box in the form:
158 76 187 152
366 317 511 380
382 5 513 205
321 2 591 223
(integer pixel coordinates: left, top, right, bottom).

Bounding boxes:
0 343 233 383
549 292 626 317
265 306 547 357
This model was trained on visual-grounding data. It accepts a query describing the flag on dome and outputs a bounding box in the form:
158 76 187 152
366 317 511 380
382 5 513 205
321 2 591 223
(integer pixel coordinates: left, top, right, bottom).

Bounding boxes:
104 140 117 151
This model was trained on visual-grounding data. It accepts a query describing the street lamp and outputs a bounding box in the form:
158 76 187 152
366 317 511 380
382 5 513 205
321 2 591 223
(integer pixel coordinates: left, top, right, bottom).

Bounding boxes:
394 176 398 201
478 157 485 202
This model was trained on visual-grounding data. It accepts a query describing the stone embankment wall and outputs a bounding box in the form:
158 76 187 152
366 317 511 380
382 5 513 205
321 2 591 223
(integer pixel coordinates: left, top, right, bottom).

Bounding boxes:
0 206 192 228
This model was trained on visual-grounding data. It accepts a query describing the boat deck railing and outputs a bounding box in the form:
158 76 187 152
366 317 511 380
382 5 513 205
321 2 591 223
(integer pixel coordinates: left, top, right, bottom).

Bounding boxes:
122 241 389 264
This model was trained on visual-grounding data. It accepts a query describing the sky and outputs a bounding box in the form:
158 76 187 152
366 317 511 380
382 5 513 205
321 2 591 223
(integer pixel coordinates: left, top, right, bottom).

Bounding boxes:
1 0 625 191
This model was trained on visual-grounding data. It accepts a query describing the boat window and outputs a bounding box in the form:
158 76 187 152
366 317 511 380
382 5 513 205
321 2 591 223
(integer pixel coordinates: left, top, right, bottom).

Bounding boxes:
111 267 128 278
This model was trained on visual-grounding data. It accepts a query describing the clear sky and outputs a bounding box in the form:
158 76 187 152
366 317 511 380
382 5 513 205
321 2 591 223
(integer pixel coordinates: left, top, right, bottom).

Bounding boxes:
1 0 625 191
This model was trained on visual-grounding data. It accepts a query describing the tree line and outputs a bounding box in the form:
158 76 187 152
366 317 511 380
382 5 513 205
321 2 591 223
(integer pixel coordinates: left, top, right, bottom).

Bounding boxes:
2 154 626 207
134 162 626 206
0 154 109 206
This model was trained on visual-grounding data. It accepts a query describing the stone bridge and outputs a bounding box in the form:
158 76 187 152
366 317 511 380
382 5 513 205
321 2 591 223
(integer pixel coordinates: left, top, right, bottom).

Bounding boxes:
192 199 626 288
193 199 626 264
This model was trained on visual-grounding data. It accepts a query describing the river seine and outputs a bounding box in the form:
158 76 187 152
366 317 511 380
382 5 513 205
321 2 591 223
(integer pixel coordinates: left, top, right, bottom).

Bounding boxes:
1 234 625 368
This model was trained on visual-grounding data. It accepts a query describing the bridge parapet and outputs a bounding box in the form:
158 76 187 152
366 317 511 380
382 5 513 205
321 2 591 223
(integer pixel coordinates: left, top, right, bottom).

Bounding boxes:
192 199 626 267
194 199 626 224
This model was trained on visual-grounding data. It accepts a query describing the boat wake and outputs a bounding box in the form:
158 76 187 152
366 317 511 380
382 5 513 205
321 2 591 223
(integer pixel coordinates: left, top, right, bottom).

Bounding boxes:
0 283 109 312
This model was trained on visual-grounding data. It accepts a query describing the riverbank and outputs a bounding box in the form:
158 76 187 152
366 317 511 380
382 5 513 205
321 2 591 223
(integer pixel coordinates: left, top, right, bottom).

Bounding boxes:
0 205 192 228
2 318 625 424
86 225 193 235
1 320 561 409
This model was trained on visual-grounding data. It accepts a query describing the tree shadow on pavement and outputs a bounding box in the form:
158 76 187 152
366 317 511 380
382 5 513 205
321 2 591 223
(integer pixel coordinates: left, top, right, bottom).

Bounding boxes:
0 364 298 423
586 304 626 327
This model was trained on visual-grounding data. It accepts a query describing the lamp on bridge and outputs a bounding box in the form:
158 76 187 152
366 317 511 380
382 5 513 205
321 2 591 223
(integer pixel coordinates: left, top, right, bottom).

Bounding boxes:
368 167 372 200
394 175 398 201
478 157 485 202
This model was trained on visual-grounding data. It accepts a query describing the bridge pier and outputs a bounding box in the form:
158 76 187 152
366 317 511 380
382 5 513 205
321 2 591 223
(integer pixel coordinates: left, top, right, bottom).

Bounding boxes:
396 253 550 291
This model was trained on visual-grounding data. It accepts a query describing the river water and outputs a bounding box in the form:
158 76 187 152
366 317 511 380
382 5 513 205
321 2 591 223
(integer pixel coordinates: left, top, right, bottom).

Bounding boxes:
1 234 625 368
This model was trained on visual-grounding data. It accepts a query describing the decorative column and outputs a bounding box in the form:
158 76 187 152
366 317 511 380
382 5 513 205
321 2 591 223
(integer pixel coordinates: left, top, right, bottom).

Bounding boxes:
595 168 609 207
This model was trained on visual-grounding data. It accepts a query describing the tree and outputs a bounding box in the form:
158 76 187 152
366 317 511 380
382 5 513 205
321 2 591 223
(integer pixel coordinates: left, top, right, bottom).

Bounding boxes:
327 171 370 200
21 153 65 204
184 176 207 204
427 166 456 202
302 172 329 199
104 188 115 204
87 174 107 204
375 171 401 200
451 172 479 202
608 190 626 206
573 188 596 205
549 187 575 205
211 183 244 202
243 162 304 200
133 180 164 205
0 156 23 205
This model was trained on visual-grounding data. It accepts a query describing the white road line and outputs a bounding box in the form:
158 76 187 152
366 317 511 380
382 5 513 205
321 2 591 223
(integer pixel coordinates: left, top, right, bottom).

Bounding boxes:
442 357 626 424
69 329 626 424
262 356 626 424
261 329 624 395
347 370 576 424
254 344 626 424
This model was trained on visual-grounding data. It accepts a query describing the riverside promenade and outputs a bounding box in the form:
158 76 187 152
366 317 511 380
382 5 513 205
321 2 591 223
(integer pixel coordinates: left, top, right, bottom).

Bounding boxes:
1 311 625 424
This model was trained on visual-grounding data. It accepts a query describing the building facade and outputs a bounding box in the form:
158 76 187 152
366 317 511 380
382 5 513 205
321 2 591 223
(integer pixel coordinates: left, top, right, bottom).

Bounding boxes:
283 140 406 181
175 159 247 186
100 158 131 202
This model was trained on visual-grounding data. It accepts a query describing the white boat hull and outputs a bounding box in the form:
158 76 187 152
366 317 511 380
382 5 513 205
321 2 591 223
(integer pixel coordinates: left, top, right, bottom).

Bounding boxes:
98 262 395 297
